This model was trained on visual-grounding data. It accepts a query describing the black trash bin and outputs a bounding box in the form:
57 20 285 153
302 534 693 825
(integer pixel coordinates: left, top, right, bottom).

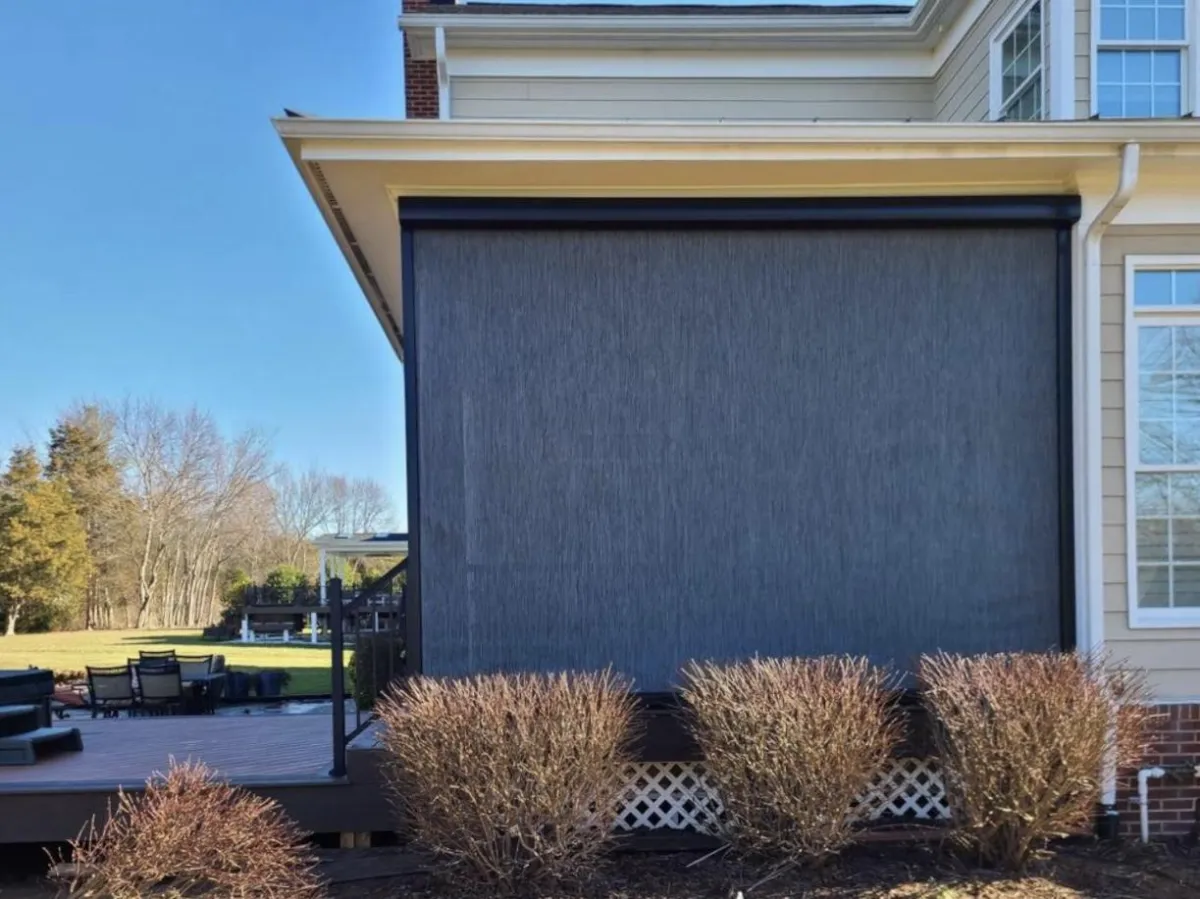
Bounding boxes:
225 670 250 702
256 670 285 698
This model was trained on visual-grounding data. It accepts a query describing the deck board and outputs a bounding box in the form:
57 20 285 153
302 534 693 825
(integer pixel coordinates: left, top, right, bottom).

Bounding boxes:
0 714 350 791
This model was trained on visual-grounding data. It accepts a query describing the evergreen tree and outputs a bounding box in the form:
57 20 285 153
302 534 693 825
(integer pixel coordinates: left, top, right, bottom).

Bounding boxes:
0 447 91 635
47 406 127 628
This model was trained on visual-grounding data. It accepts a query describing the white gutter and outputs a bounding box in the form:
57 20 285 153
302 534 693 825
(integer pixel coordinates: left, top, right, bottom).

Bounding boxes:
1082 143 1140 816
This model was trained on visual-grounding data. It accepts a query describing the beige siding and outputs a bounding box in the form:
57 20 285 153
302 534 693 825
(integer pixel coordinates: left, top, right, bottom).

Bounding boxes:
934 0 1013 120
1076 0 1092 118
1102 226 1200 699
449 77 933 121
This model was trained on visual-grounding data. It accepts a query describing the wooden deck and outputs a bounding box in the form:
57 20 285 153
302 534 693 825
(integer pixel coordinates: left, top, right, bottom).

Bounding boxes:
0 714 393 843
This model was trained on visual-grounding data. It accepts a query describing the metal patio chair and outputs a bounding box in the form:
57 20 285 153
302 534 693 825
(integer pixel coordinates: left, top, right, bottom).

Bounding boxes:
86 665 137 718
135 662 185 716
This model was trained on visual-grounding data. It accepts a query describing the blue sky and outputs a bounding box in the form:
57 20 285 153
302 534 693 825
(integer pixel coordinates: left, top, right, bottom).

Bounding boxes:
0 1 407 522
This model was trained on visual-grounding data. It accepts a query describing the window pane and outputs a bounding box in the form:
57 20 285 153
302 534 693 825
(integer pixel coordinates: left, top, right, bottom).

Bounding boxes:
1176 419 1200 463
1176 327 1200 368
1098 52 1124 83
1153 85 1182 117
1101 6 1128 37
1137 473 1170 515
1127 85 1153 116
1140 373 1174 416
1141 326 1173 372
1126 51 1153 82
1139 565 1171 607
1157 6 1186 38
1139 519 1170 560
1177 271 1200 306
1170 473 1200 514
1173 520 1200 561
1128 7 1156 37
1176 567 1200 606
1098 84 1124 117
1154 51 1182 83
1141 420 1174 463
1136 270 1174 305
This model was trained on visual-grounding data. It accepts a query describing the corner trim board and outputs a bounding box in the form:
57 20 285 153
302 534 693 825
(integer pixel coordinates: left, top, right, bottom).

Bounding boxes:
401 225 423 675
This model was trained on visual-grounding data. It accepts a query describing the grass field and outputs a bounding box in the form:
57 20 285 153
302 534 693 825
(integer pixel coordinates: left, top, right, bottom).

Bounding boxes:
0 630 334 696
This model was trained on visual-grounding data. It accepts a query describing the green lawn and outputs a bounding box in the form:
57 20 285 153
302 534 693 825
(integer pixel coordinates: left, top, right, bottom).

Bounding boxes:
0 629 334 696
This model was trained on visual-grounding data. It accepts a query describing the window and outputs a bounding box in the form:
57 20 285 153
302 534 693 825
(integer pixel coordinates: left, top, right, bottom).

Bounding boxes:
992 0 1045 120
1096 0 1189 117
1127 258 1200 627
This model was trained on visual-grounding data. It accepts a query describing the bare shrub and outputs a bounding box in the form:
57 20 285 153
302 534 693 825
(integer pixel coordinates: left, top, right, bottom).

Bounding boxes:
63 759 324 899
375 669 637 892
682 656 901 865
920 651 1153 871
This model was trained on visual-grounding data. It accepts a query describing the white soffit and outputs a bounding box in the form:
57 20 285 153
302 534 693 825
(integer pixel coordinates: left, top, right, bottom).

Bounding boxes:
275 119 1200 360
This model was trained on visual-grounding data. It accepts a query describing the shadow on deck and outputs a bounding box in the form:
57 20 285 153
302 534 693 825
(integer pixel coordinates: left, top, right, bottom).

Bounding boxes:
0 715 392 843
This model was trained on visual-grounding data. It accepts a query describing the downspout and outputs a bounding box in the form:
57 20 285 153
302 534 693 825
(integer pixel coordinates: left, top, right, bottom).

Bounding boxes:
1137 766 1166 843
1083 142 1140 838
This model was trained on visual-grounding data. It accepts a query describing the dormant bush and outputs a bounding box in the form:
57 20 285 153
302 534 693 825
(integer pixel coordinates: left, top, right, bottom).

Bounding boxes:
375 670 636 892
682 656 901 864
65 760 324 899
920 651 1152 871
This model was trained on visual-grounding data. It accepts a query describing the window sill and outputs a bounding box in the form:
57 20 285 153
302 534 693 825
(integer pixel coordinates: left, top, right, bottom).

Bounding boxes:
1128 610 1200 629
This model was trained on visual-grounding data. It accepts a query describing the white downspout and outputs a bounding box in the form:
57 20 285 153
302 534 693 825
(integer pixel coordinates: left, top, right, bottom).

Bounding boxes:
1083 143 1140 824
1138 766 1166 842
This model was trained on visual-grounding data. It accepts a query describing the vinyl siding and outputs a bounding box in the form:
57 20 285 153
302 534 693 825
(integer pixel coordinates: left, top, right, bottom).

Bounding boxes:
1076 0 1092 117
1102 226 1200 700
934 0 1008 120
449 76 934 120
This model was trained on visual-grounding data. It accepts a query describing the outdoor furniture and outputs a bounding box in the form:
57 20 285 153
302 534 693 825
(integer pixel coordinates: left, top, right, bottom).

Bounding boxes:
86 666 137 718
177 655 220 714
138 650 176 666
135 663 185 716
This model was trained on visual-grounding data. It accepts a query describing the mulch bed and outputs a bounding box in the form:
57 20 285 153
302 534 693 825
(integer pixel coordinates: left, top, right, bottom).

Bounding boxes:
324 842 1200 899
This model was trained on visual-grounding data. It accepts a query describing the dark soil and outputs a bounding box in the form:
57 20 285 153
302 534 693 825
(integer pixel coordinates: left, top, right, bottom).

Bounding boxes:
6 840 1199 898
322 842 1200 899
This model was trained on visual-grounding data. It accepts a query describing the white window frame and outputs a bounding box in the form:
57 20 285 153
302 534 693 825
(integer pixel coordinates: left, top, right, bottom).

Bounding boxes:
989 0 1047 120
1091 0 1195 116
1124 254 1200 629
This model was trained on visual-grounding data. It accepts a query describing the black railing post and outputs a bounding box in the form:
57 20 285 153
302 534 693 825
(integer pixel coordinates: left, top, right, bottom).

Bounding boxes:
329 577 347 778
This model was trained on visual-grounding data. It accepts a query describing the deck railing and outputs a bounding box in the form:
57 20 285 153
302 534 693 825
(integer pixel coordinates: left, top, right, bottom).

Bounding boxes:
328 558 408 778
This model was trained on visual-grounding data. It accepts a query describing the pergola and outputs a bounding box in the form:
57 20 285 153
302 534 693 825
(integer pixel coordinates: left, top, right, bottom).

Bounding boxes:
311 532 409 644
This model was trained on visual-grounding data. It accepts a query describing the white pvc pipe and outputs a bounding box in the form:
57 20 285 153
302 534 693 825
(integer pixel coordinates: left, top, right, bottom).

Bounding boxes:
1138 766 1166 843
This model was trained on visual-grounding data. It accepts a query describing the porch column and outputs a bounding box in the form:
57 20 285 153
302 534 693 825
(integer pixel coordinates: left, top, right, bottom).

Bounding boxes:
318 548 327 604
240 614 250 643
310 611 319 644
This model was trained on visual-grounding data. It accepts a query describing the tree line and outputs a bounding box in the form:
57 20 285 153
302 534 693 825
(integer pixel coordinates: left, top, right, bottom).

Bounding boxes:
0 399 395 635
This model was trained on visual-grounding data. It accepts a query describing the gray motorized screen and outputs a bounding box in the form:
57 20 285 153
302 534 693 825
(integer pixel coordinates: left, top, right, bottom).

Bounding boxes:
411 227 1063 692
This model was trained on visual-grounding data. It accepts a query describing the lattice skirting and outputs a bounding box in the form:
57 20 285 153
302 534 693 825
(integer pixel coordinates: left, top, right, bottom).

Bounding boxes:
615 759 950 833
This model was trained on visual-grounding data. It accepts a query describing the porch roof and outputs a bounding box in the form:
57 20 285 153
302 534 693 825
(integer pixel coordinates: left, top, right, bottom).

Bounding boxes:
273 117 1200 360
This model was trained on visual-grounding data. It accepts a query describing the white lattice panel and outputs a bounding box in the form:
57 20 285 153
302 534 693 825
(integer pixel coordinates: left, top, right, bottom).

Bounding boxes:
613 758 948 833
854 758 949 821
616 762 724 833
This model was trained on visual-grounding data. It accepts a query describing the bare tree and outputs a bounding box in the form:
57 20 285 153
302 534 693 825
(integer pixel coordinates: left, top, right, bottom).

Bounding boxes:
327 475 393 534
273 467 332 567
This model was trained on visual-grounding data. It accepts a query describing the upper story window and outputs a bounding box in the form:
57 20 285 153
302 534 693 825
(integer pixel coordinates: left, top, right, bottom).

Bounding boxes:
991 0 1045 120
1096 0 1189 116
1126 258 1200 628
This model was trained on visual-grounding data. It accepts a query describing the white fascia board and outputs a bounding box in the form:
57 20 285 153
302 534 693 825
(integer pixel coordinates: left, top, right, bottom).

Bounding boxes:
275 117 1200 153
445 48 935 80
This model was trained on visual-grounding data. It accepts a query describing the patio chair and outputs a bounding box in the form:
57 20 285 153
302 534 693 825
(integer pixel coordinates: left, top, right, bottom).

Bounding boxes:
176 654 213 682
138 649 176 667
136 662 185 716
87 665 137 718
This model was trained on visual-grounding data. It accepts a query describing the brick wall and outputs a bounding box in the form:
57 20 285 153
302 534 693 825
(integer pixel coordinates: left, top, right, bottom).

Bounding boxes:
1116 703 1200 840
403 0 440 118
